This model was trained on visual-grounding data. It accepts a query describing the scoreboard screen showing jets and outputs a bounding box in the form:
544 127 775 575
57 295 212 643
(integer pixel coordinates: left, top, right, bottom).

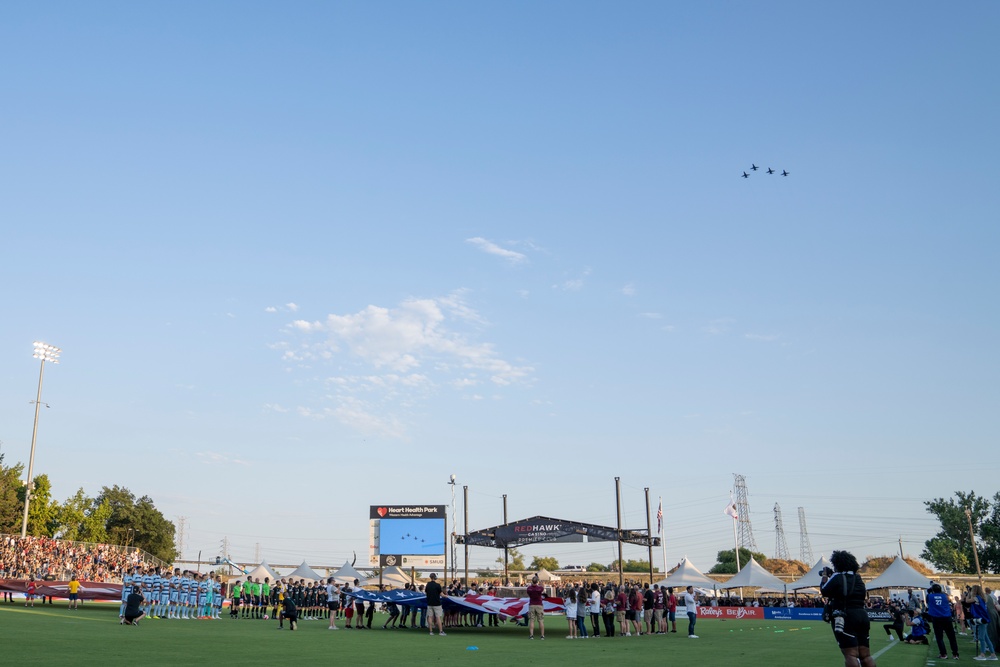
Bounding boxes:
369 505 447 565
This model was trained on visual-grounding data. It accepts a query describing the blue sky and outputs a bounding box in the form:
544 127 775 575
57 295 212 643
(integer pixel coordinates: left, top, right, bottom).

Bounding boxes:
1 1 997 574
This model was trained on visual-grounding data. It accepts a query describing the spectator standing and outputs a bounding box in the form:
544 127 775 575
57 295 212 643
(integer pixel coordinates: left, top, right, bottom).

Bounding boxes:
526 575 546 640
425 573 445 636
925 583 959 660
683 585 698 638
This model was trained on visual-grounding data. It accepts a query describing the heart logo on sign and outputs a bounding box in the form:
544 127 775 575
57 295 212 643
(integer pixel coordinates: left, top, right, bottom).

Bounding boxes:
377 507 388 517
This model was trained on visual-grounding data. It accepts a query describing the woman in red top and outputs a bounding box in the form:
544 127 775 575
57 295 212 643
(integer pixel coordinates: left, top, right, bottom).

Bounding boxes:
25 576 37 607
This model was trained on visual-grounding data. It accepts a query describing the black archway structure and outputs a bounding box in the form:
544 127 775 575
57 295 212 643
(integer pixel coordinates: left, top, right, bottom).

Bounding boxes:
456 515 659 585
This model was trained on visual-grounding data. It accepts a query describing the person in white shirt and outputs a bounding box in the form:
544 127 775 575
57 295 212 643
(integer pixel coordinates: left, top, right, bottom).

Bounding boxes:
684 586 699 638
326 578 340 629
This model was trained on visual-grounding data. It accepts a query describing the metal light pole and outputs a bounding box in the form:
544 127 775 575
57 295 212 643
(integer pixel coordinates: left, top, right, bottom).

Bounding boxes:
20 341 61 538
449 474 457 582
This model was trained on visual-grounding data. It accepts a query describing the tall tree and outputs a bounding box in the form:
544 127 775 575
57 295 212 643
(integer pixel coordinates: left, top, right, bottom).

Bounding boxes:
921 491 991 573
0 454 26 533
96 485 177 562
496 547 526 571
709 548 767 574
529 556 559 571
16 473 59 537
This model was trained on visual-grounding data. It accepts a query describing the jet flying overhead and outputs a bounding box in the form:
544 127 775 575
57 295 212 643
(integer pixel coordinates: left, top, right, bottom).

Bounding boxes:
751 164 759 171
781 170 789 177
742 171 750 178
766 168 775 174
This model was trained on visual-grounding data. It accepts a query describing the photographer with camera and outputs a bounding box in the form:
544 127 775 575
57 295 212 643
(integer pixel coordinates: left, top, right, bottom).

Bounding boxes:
820 550 877 667
969 584 998 661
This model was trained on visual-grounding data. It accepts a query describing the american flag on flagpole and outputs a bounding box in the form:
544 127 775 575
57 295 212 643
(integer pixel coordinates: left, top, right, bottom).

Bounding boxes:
656 500 663 534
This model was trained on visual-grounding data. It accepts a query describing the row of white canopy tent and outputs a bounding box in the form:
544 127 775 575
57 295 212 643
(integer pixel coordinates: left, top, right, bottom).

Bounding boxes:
233 559 417 588
651 555 932 594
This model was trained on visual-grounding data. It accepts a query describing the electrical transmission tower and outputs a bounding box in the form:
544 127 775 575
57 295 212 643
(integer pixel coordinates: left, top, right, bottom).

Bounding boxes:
176 516 188 559
220 536 230 560
732 474 758 553
798 507 814 563
254 542 261 563
773 503 791 560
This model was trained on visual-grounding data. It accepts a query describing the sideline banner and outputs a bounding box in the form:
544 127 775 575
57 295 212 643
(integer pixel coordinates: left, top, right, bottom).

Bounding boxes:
696 607 878 622
697 606 765 620
0 579 123 601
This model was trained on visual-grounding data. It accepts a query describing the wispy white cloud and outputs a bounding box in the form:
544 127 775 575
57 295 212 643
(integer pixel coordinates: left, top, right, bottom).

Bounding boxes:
622 283 636 296
275 290 533 438
744 333 779 342
466 237 527 264
639 312 663 320
266 303 301 314
196 451 250 466
704 318 735 335
554 267 592 292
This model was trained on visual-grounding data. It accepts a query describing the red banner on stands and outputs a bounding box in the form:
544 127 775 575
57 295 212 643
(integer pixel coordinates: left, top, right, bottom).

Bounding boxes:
0 579 122 601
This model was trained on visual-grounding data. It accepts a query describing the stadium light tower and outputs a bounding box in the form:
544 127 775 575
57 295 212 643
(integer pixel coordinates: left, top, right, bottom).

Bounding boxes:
21 341 61 538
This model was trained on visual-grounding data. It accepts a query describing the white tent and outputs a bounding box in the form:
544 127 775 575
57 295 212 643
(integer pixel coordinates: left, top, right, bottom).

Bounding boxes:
536 568 561 582
653 558 720 590
720 557 788 591
378 565 416 588
330 561 372 587
285 560 324 582
864 557 932 590
788 556 835 590
243 560 282 583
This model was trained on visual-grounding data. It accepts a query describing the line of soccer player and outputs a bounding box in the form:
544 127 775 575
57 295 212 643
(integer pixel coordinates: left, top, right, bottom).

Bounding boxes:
119 566 223 620
230 577 343 622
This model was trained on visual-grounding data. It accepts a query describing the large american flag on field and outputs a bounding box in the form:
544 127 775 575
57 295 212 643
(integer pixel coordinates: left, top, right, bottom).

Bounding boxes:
344 588 565 618
451 593 565 619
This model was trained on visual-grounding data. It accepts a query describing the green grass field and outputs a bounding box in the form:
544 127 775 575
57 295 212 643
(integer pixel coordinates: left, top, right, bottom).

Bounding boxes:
0 601 940 666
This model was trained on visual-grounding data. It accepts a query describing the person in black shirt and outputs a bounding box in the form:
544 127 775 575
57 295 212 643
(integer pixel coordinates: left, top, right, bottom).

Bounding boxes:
121 588 145 626
820 550 876 667
425 572 445 636
279 596 298 631
882 600 905 641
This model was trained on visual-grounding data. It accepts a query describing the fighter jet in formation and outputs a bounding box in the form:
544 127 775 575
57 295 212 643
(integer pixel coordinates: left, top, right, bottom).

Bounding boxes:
742 164 789 178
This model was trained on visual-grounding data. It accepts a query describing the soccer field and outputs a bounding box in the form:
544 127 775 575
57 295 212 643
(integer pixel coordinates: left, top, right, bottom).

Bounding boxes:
0 602 934 666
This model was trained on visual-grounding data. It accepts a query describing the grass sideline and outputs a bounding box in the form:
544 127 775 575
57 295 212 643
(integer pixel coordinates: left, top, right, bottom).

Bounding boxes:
0 601 933 666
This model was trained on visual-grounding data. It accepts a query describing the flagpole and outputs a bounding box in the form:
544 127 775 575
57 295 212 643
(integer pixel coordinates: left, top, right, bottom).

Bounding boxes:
659 496 667 577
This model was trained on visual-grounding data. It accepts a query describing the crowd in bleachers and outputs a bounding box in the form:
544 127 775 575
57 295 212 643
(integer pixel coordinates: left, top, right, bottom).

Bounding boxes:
0 534 157 582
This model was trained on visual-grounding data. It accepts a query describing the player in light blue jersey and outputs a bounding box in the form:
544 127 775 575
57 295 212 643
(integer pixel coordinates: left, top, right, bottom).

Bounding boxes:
149 571 162 618
197 574 210 619
212 575 223 619
168 568 181 619
180 573 193 619
141 569 156 617
157 570 170 618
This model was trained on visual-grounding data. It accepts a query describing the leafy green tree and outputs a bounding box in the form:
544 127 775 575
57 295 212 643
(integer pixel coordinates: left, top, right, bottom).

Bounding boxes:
96 485 177 562
978 492 1000 573
709 548 767 574
529 556 559 571
0 453 26 533
921 491 991 573
586 562 608 572
54 488 111 543
16 473 59 537
496 547 526 571
609 558 658 573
